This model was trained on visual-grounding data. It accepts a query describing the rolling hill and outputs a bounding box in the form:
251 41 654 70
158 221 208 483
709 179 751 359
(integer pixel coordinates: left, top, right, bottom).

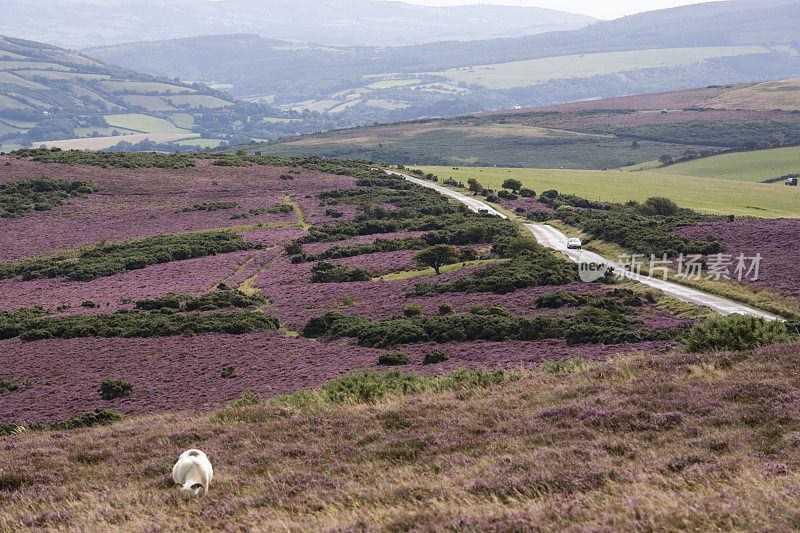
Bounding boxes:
87 0 800 128
0 0 595 49
238 80 800 170
0 35 346 152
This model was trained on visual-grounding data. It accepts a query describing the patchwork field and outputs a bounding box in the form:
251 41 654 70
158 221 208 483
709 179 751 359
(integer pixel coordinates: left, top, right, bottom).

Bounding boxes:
20 133 200 151
250 82 800 169
414 165 800 218
429 46 771 89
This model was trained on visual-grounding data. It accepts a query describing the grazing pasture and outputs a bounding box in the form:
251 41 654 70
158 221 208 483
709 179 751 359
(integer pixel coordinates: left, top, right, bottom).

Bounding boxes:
413 165 800 218
104 114 190 134
646 146 800 182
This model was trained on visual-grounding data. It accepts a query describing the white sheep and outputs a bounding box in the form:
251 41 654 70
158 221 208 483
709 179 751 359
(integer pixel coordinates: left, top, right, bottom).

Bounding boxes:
172 449 213 497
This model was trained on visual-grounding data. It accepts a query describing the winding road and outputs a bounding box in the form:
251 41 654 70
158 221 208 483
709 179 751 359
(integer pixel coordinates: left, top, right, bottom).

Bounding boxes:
389 170 780 320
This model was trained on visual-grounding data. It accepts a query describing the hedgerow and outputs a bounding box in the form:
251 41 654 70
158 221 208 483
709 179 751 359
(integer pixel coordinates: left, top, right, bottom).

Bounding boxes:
0 230 256 281
0 176 100 218
181 202 238 212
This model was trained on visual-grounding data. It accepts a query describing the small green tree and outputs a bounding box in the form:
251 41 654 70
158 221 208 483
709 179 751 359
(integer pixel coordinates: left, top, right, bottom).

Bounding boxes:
502 178 523 192
467 177 483 195
413 245 460 275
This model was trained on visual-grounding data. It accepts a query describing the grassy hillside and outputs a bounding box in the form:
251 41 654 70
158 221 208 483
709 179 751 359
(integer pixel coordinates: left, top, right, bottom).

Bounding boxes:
645 145 800 183
0 35 336 152
413 165 800 218
243 82 800 170
4 345 800 530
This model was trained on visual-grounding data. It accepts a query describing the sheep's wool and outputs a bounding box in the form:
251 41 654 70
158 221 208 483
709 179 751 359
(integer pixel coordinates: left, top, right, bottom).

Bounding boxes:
172 449 213 497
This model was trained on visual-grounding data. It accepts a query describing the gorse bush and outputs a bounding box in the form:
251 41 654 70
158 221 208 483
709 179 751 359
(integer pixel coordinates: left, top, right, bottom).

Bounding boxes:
0 308 279 341
0 378 20 394
0 176 100 218
412 250 578 296
310 262 371 283
14 148 196 169
99 379 132 400
134 290 265 312
547 192 726 257
684 314 791 353
50 408 125 430
301 308 683 349
378 353 411 366
227 390 262 407
0 230 256 282
269 368 514 408
181 202 238 212
423 349 450 365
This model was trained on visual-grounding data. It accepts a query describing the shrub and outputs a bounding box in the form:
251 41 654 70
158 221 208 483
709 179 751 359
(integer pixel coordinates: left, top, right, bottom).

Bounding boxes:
2 309 279 342
412 250 578 296
502 178 523 192
403 305 422 318
81 300 100 309
181 202 238 212
270 368 513 407
227 390 262 407
423 349 450 365
438 303 455 315
535 291 585 308
99 379 133 400
279 173 294 180
0 230 256 282
310 261 371 283
221 366 235 378
51 408 125 430
519 188 536 198
378 353 411 366
540 358 594 374
684 314 791 353
0 378 20 394
0 176 101 218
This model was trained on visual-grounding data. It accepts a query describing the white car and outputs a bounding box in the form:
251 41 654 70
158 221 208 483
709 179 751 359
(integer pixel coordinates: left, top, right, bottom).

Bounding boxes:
567 238 582 249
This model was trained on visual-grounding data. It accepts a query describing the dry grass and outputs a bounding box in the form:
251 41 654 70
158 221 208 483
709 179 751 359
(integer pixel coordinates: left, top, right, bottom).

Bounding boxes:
3 345 800 531
709 78 800 111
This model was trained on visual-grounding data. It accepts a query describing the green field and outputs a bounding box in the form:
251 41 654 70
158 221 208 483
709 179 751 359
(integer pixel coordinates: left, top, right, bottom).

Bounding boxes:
98 81 195 94
430 46 770 89
644 146 800 182
173 138 225 148
0 94 29 110
165 94 231 108
365 78 421 90
0 60 71 71
414 165 800 218
15 70 110 81
104 114 189 134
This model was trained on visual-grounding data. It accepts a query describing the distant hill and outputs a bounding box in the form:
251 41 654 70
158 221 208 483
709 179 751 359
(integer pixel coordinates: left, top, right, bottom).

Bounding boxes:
0 35 350 152
0 0 595 48
87 0 800 129
237 80 800 170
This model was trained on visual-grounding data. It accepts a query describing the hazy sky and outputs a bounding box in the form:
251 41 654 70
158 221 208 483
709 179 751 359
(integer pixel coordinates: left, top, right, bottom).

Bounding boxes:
400 0 722 19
